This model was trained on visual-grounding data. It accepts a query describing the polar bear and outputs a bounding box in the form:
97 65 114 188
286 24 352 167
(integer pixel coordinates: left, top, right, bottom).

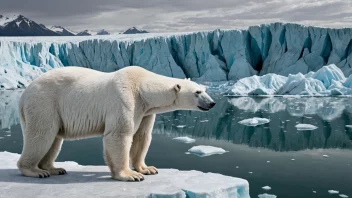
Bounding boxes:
17 66 215 181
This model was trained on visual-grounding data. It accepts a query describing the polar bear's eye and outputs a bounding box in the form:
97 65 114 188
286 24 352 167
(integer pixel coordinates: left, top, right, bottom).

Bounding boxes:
195 91 202 94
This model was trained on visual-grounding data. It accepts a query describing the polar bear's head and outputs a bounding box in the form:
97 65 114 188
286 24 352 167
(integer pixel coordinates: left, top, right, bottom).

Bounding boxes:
142 78 215 115
172 79 216 112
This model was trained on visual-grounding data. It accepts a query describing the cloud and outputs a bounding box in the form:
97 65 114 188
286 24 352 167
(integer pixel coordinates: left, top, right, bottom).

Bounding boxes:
0 0 351 33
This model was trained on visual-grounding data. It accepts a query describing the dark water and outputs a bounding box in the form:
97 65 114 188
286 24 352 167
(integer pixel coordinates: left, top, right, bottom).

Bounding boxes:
1 90 352 198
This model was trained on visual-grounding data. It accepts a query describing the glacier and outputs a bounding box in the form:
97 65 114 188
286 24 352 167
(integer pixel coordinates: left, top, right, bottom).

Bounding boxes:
0 152 250 198
2 23 352 90
227 64 352 96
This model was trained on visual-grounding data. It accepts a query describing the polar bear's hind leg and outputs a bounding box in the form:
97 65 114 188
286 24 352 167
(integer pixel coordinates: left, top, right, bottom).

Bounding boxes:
38 137 67 175
17 110 60 178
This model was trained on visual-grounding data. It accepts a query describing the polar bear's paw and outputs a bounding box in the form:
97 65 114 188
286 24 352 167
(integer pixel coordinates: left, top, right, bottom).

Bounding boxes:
47 168 67 175
135 165 158 175
113 169 145 182
20 168 51 178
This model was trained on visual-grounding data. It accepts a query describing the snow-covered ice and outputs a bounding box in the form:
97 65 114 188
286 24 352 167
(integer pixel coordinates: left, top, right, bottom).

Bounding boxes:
239 117 270 126
172 136 195 144
295 124 318 131
188 145 228 157
258 193 277 198
262 186 272 190
328 190 340 194
0 152 249 198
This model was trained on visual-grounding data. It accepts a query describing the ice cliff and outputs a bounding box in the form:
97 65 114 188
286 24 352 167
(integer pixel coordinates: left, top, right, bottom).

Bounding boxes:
1 23 352 89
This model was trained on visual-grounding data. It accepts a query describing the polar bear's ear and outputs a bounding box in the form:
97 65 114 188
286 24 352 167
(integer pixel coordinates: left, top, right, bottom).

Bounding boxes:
174 84 181 92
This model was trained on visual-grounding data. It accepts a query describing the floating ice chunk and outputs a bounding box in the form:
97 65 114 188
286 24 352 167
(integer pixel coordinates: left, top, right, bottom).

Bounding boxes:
176 125 186 128
226 64 352 96
258 193 277 198
262 186 271 190
277 73 326 96
313 191 317 193
323 155 329 158
329 190 339 194
295 124 318 131
339 194 349 198
188 145 228 157
228 74 287 96
173 137 195 144
312 64 346 88
239 117 270 126
199 120 209 123
346 125 352 128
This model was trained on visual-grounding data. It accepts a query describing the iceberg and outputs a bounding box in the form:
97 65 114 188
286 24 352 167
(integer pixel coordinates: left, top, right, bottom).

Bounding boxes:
2 23 352 90
295 124 318 131
188 145 228 157
227 64 352 96
229 74 287 95
172 136 195 143
0 152 249 198
239 117 270 126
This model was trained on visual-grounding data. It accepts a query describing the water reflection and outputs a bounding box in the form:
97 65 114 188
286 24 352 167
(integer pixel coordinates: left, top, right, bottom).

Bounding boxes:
154 95 352 151
1 91 352 152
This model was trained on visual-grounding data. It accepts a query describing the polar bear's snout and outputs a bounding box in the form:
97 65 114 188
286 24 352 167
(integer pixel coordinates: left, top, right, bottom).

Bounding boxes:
197 92 216 111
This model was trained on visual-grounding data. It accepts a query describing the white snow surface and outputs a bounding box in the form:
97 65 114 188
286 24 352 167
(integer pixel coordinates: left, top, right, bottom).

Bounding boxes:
227 64 352 96
172 136 195 143
238 117 270 126
188 145 228 157
0 152 249 198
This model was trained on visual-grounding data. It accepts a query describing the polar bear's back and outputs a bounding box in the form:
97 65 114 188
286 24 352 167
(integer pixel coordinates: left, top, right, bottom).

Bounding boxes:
18 66 163 138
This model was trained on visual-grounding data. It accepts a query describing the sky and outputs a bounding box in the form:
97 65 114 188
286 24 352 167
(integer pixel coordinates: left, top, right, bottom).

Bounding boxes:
1 0 352 33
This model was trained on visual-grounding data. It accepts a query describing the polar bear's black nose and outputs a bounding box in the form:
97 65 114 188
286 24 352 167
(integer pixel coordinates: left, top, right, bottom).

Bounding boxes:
210 102 216 108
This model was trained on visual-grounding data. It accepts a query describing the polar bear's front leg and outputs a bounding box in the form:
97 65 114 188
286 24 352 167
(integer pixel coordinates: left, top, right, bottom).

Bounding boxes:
103 128 144 182
130 114 158 175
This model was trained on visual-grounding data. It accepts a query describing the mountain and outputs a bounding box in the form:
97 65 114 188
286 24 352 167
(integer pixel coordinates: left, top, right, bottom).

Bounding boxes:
76 29 110 36
49 26 76 36
96 29 110 35
122 27 149 34
0 15 59 36
76 30 95 36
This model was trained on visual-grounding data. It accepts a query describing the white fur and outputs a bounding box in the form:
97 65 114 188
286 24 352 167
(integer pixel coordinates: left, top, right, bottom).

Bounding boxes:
17 66 213 181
